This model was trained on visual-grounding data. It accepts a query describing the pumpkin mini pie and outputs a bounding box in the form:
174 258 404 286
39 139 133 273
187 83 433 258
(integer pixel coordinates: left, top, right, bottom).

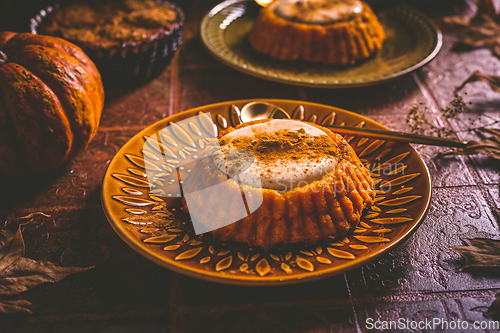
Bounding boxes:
181 119 375 249
33 0 184 87
248 0 386 65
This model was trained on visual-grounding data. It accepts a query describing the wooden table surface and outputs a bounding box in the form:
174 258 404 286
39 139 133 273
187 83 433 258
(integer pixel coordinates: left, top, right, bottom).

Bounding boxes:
1 0 500 332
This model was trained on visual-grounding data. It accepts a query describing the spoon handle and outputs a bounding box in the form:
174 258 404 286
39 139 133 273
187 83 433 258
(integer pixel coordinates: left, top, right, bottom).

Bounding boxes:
322 124 468 148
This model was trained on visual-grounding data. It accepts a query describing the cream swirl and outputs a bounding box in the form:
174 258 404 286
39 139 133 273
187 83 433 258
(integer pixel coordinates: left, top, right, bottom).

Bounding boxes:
274 0 363 24
213 119 340 191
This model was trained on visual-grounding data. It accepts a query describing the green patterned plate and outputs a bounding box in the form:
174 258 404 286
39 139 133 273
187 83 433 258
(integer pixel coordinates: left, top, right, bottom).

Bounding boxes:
101 99 432 285
200 0 442 88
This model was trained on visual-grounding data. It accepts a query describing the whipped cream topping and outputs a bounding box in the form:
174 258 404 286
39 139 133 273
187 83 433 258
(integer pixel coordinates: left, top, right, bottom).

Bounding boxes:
274 0 363 24
213 119 340 191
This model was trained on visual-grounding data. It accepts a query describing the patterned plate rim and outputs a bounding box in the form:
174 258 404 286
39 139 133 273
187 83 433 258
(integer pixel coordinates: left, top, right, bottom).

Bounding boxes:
200 0 443 88
101 99 432 286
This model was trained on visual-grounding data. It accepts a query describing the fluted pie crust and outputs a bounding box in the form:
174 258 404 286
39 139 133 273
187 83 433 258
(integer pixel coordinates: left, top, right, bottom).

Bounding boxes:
248 0 386 65
182 119 375 249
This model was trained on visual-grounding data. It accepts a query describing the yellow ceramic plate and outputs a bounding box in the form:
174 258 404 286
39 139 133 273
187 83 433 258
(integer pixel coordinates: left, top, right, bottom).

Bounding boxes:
200 0 442 88
101 99 432 285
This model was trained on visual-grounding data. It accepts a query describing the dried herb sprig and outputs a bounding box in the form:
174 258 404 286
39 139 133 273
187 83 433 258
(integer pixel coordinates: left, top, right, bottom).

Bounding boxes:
407 90 500 159
406 102 430 131
442 92 473 118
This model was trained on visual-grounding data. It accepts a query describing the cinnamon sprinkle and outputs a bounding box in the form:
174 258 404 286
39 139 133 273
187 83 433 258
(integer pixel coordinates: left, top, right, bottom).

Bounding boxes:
218 128 341 177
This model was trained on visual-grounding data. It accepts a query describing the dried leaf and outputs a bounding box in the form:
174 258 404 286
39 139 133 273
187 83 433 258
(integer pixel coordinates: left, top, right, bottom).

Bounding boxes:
409 79 500 160
440 127 500 160
440 0 500 58
450 238 500 268
494 207 500 216
0 298 34 313
0 217 92 313
406 95 469 138
456 71 500 93
487 292 500 319
451 236 500 319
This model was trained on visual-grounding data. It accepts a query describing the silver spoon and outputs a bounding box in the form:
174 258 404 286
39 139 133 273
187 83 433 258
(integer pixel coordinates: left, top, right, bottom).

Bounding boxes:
239 102 468 148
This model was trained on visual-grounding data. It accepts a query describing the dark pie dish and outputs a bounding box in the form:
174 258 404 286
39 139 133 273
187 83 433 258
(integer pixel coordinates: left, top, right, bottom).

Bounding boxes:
30 0 184 88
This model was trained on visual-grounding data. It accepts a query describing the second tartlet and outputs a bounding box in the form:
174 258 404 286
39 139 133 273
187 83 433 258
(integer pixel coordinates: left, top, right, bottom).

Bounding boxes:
248 0 386 65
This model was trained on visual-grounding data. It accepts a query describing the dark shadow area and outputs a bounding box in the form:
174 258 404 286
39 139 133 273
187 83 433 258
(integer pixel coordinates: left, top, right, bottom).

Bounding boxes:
0 164 68 214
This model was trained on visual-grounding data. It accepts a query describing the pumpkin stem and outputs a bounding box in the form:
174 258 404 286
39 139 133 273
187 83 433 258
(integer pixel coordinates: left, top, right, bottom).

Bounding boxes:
0 50 7 65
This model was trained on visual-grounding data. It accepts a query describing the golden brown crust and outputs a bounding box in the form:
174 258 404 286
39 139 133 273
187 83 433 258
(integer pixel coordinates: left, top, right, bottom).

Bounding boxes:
182 119 375 249
38 0 181 49
247 1 386 65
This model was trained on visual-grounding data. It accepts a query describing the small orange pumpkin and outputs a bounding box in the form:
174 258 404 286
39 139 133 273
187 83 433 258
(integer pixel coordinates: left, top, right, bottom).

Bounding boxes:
0 32 104 177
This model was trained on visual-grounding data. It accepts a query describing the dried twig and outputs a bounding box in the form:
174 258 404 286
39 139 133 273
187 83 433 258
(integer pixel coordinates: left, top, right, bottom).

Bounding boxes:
456 71 500 93
440 0 500 58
